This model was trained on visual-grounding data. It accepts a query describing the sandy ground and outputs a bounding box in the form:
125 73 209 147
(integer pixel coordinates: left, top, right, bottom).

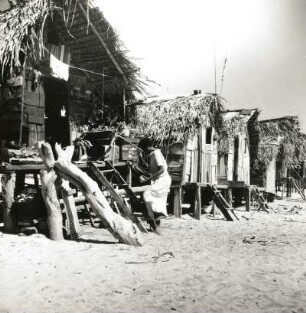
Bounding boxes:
0 198 306 313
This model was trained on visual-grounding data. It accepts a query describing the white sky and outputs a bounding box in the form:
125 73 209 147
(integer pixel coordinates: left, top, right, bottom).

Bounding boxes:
95 0 306 130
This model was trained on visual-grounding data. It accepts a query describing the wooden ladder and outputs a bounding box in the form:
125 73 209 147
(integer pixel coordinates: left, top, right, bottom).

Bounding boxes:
251 186 271 212
88 162 148 233
208 184 239 221
289 177 306 200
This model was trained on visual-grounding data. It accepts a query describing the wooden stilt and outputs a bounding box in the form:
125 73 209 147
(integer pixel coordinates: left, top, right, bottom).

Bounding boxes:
194 186 201 220
1 172 17 233
228 187 233 207
173 187 182 218
245 186 251 212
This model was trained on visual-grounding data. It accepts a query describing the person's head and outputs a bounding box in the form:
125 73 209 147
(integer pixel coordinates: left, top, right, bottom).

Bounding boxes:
138 138 153 152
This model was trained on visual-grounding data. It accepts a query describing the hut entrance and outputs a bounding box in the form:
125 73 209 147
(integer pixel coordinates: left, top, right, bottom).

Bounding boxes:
233 136 239 181
44 77 70 146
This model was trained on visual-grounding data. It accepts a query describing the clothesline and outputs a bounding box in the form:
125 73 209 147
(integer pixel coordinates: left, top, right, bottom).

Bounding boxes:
68 64 112 78
45 46 115 79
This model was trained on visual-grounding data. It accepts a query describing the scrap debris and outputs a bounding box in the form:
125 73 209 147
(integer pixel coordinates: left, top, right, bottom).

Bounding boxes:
125 251 175 264
242 236 273 246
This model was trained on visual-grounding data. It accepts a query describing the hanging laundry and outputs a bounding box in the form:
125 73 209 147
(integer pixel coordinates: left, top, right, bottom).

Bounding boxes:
50 54 69 81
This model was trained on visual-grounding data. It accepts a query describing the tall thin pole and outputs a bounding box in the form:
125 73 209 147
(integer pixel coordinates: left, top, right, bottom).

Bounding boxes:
19 66 25 147
220 57 227 95
102 67 104 109
214 47 217 95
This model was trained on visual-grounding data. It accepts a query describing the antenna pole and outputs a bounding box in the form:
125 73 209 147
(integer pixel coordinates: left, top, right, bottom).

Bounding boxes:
220 57 228 95
214 47 217 95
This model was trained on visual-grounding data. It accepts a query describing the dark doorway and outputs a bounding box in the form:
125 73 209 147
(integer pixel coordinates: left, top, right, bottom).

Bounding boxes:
233 136 239 181
43 77 70 147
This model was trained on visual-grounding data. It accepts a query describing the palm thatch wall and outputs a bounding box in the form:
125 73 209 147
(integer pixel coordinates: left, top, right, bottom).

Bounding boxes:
131 94 224 145
254 116 306 174
218 109 258 154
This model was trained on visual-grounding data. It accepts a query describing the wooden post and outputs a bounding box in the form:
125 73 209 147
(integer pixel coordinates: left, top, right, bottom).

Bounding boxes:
126 162 132 187
245 185 251 212
61 183 81 240
286 177 290 197
1 172 17 233
198 128 203 182
173 186 182 218
227 187 233 207
194 185 201 220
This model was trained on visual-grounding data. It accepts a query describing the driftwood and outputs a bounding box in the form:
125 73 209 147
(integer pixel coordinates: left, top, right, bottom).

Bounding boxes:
38 142 142 246
40 169 64 241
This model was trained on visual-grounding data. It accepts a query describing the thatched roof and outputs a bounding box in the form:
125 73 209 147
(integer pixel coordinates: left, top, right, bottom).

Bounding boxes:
133 93 224 145
0 0 144 99
220 109 257 137
256 116 306 169
218 108 258 154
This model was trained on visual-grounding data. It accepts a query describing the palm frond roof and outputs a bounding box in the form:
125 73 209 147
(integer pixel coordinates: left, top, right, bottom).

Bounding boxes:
0 0 144 99
134 93 224 144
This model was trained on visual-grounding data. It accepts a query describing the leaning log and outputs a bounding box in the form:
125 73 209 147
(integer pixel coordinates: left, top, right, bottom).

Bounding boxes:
38 142 142 246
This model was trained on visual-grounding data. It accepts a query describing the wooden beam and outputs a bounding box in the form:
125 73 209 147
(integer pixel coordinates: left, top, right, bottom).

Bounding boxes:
77 1 129 84
88 162 147 233
61 183 81 240
173 187 182 218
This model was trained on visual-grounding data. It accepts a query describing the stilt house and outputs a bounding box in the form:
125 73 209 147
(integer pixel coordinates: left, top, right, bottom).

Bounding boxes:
130 93 224 185
0 0 143 149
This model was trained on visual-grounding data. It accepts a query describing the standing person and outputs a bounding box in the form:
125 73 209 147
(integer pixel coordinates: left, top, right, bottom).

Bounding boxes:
138 138 171 232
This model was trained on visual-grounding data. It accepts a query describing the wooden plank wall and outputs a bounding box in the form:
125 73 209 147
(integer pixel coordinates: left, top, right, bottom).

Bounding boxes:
201 127 218 184
24 72 46 147
182 126 218 184
0 75 24 144
167 143 185 184
237 134 250 184
222 134 250 184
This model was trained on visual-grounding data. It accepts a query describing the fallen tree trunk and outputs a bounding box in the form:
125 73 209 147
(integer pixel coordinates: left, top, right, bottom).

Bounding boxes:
38 142 142 246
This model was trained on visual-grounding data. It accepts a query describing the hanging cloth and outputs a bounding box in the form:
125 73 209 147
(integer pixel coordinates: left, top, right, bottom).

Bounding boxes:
50 54 69 81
